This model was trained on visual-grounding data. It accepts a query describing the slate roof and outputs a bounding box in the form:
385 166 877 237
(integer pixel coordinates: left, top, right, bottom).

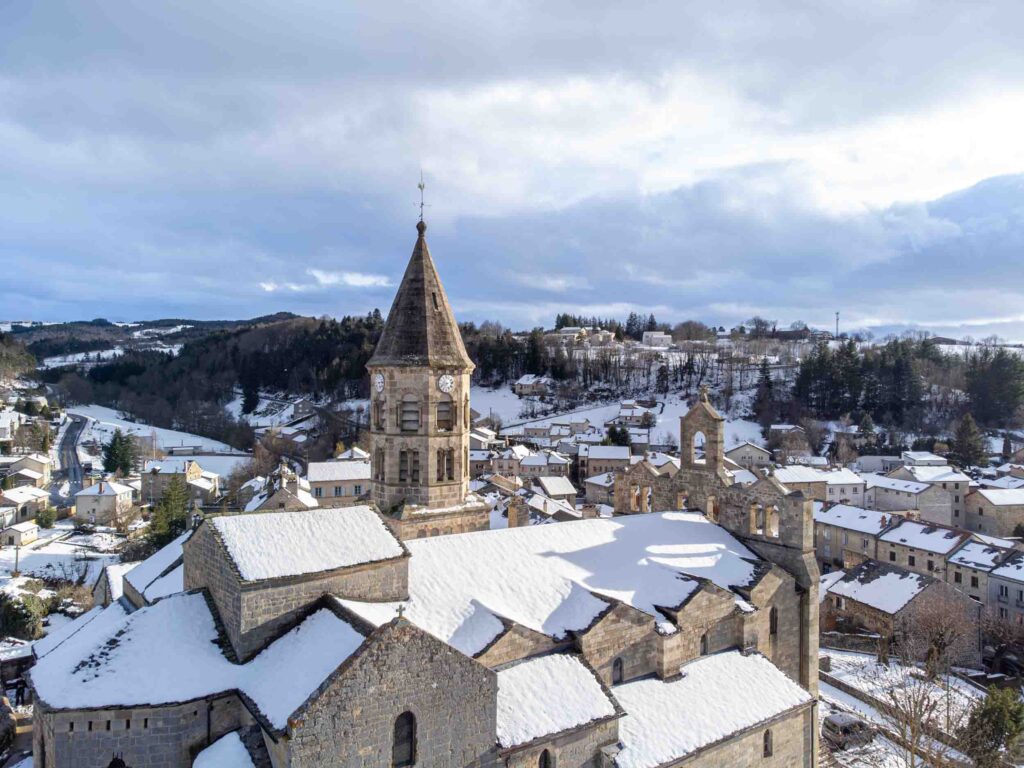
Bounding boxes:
367 221 473 369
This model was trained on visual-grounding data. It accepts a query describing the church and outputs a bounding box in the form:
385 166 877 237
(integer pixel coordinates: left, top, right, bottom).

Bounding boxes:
28 220 820 768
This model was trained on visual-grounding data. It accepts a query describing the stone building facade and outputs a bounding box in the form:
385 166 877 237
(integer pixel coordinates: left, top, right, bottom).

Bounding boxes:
366 221 489 539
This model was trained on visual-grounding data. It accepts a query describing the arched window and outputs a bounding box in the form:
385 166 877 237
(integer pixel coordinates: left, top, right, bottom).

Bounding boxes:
769 606 778 637
538 749 552 768
612 657 624 685
393 711 416 767
374 398 385 429
375 448 386 482
437 449 445 482
762 728 773 757
436 396 453 431
446 448 455 481
401 396 420 432
700 633 708 656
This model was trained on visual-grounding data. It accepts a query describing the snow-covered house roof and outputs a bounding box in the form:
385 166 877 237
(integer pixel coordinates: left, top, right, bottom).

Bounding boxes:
34 602 129 660
499 445 533 461
535 476 576 498
336 511 764 656
0 486 49 504
496 654 617 749
306 460 372 483
209 506 405 582
899 465 970 484
76 480 134 497
976 488 1024 506
30 592 367 731
825 560 933 615
947 541 1008 571
94 561 138 604
11 468 42 481
526 493 579 520
725 441 771 456
773 466 862 486
612 651 813 768
992 552 1024 583
901 451 946 465
879 519 966 555
580 445 632 460
861 474 930 494
124 530 192 599
585 472 616 488
813 504 893 536
980 476 1024 490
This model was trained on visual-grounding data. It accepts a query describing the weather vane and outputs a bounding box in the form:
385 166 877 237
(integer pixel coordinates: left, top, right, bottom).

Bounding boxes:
417 171 428 223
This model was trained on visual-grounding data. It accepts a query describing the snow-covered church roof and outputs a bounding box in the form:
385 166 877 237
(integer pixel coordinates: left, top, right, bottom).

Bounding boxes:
337 511 763 656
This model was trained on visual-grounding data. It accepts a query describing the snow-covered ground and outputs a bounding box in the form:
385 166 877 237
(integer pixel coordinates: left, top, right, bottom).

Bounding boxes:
40 346 125 369
0 522 120 596
487 386 764 449
132 324 192 338
70 404 234 454
155 453 252 476
224 394 297 428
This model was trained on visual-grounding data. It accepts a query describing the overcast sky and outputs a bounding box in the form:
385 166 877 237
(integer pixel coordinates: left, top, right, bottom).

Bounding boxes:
3 1 1024 338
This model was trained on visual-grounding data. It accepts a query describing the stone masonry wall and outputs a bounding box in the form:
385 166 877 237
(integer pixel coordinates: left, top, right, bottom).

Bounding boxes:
503 719 619 768
671 704 815 768
34 693 248 768
287 620 498 768
576 603 657 686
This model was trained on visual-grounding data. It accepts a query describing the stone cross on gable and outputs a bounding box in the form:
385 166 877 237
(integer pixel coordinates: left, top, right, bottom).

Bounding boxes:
396 604 406 619
699 386 710 403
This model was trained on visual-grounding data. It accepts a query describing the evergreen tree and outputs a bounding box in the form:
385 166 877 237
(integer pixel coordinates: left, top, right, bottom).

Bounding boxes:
954 413 987 468
753 358 775 428
102 429 135 475
241 380 260 415
961 686 1024 768
147 475 191 549
1003 432 1013 460
604 425 630 446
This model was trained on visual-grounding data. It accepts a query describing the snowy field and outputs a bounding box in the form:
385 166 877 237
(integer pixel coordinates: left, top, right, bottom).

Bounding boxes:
39 346 125 369
0 522 119 594
224 394 297 427
482 386 765 449
70 404 233 453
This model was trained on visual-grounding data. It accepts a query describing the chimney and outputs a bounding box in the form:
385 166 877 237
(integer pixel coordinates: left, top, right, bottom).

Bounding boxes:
98 481 104 494
580 504 599 520
507 497 529 528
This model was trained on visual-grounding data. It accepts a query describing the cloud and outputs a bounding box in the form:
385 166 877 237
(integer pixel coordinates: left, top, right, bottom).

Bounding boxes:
308 269 391 288
3 2 1024 335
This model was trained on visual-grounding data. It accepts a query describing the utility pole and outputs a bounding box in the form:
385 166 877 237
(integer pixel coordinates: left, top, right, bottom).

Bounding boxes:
835 311 840 340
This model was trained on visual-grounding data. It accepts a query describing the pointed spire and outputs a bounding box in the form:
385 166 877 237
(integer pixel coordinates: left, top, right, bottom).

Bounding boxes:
368 221 473 369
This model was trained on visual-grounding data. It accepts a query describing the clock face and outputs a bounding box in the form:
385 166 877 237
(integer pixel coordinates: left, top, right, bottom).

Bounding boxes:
437 374 455 394
373 373 385 393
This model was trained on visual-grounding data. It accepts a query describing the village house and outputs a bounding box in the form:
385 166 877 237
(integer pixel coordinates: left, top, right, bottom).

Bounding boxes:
877 519 969 579
4 520 38 547
901 450 947 466
306 459 371 506
861 473 954 527
768 424 813 457
724 441 772 470
244 463 319 513
470 449 497 478
964 488 1024 537
888 463 970 523
518 450 571 479
820 559 973 643
772 466 865 504
0 485 48 522
74 479 135 526
141 459 221 507
8 452 52 488
578 444 631 478
640 330 672 347
27 220 821 768
944 539 1012 606
533 475 577 507
584 472 616 505
607 400 656 428
512 373 554 397
987 552 1024 626
813 504 894 571
854 455 903 474
492 444 533 477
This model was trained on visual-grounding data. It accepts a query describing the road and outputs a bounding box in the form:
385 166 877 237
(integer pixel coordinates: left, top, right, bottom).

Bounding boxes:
52 415 87 505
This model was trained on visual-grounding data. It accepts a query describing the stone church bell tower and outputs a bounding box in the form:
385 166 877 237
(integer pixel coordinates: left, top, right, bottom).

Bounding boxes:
366 220 489 539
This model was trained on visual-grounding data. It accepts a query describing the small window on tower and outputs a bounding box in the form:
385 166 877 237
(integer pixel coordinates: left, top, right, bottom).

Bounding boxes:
432 292 439 310
436 397 453 431
401 396 420 432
